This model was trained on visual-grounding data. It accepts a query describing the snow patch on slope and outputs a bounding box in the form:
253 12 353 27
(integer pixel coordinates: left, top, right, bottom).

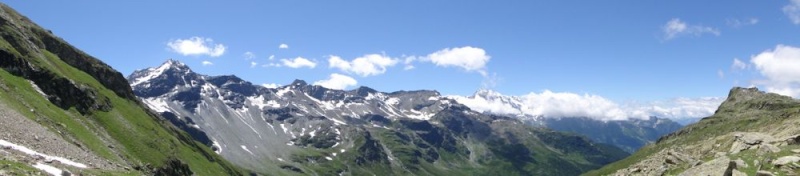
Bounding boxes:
141 98 171 113
33 163 64 176
0 139 87 168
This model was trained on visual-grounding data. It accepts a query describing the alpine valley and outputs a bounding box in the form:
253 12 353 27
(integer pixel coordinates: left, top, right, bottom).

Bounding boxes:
5 1 798 176
127 60 631 175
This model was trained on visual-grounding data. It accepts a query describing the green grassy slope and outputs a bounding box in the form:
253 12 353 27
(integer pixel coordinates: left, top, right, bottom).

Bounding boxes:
0 3 242 175
585 87 800 175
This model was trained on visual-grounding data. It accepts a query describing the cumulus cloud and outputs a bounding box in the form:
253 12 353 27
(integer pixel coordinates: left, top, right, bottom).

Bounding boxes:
279 43 289 49
313 73 358 90
167 37 226 57
201 61 213 66
281 57 317 68
623 97 725 121
451 90 724 121
519 91 631 120
785 0 800 24
243 52 256 60
250 61 258 68
423 46 490 75
662 18 720 40
268 55 275 60
726 18 759 27
261 83 280 89
328 54 399 77
749 45 800 97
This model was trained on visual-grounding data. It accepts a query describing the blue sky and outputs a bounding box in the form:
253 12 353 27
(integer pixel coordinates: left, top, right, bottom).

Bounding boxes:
6 1 800 105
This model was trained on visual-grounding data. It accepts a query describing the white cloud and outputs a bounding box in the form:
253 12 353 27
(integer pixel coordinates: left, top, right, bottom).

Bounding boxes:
731 58 747 70
726 18 759 27
250 61 258 68
718 69 725 79
261 83 280 89
279 43 289 49
519 90 631 121
262 63 281 67
662 18 720 40
268 55 275 60
201 61 213 66
167 37 226 57
404 56 416 64
451 90 724 121
243 52 256 60
328 54 399 77
281 57 317 68
424 46 490 75
403 56 417 71
784 0 800 24
623 97 725 121
749 45 800 97
313 73 358 90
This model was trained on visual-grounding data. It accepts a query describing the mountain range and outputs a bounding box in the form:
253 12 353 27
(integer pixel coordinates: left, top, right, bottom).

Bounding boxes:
5 2 791 176
127 60 630 175
450 90 683 153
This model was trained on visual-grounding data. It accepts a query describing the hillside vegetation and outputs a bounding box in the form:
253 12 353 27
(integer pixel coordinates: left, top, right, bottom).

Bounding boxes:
586 87 800 176
0 3 241 175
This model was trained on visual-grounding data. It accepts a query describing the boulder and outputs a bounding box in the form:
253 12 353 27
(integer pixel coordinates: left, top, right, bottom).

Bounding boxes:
679 157 729 176
785 135 800 145
756 170 775 176
730 132 776 154
772 156 800 167
734 158 748 168
757 144 781 155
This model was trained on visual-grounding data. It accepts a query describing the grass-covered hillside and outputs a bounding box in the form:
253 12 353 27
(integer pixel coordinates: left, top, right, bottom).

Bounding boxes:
585 87 800 176
0 3 241 175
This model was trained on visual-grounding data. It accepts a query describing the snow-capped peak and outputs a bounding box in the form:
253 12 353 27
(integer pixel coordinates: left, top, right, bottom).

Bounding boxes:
474 89 504 98
128 59 193 87
449 90 529 118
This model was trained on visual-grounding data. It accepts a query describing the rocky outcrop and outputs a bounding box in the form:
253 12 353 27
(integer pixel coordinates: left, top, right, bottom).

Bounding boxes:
594 87 800 176
152 158 193 176
0 5 118 114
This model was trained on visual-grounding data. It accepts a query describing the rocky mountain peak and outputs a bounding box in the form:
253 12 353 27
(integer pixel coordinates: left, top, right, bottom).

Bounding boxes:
290 79 308 87
128 59 193 86
353 86 378 96
128 59 201 97
474 89 503 98
715 87 798 114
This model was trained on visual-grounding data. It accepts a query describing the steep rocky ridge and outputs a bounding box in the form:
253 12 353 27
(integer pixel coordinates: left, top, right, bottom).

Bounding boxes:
587 87 800 176
0 3 241 175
